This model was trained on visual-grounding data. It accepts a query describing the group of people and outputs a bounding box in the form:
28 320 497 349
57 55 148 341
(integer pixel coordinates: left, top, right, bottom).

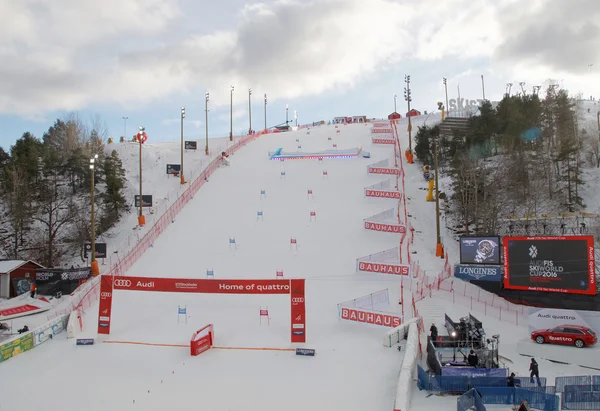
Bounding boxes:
430 321 542 387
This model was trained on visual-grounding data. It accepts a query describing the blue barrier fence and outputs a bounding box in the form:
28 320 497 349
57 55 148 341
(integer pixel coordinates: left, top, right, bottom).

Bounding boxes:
421 373 547 393
556 375 592 392
475 387 559 411
562 384 600 409
425 370 600 410
457 389 487 411
417 365 429 391
456 389 475 411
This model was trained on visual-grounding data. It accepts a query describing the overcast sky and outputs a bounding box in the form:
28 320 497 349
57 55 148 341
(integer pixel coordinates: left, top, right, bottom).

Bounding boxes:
0 0 598 148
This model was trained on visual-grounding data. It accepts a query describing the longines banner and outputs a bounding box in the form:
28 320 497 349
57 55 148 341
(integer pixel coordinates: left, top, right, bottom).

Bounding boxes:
528 307 600 336
454 265 502 282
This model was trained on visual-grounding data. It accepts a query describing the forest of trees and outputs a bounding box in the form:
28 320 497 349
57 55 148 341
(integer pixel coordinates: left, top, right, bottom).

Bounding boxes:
414 87 599 237
0 116 129 267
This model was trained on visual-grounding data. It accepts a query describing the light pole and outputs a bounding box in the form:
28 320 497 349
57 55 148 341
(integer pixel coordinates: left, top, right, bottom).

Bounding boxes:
434 141 444 258
230 86 234 141
122 116 128 140
89 154 99 276
248 88 252 135
180 107 185 184
137 126 147 226
286 104 289 124
205 92 210 156
481 75 486 100
404 74 413 157
443 78 449 117
264 93 267 131
394 94 397 113
294 110 298 127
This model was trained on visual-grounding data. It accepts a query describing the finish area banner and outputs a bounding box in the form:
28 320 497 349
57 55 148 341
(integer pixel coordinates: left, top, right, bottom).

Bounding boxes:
111 276 292 294
98 276 306 343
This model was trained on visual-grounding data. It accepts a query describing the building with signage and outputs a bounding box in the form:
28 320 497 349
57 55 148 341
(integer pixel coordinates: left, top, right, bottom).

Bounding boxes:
0 260 45 299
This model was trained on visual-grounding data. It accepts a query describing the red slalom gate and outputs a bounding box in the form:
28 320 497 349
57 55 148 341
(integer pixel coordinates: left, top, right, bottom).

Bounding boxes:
98 276 306 343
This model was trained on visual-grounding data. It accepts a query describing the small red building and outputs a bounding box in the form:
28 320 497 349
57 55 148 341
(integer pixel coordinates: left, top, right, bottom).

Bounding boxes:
388 112 401 120
0 260 45 299
406 109 421 117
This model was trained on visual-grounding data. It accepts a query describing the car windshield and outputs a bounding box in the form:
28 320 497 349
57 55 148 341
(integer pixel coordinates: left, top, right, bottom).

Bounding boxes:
587 329 596 336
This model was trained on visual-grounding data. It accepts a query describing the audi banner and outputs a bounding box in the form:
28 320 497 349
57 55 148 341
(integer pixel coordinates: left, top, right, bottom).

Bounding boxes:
97 275 307 343
97 275 113 334
111 277 292 294
290 279 306 343
503 236 596 295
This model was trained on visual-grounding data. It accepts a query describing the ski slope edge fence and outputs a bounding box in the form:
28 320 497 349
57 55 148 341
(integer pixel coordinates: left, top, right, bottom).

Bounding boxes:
0 131 263 363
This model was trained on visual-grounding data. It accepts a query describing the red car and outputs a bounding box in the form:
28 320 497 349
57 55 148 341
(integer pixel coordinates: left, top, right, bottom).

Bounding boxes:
531 325 597 348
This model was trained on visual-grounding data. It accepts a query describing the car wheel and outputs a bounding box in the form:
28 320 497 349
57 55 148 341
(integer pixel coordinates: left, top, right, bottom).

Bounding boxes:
575 339 585 348
535 336 545 344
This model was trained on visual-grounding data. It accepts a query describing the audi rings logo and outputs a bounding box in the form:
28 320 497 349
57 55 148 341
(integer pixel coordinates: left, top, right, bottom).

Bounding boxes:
292 297 304 303
100 292 112 298
113 279 132 287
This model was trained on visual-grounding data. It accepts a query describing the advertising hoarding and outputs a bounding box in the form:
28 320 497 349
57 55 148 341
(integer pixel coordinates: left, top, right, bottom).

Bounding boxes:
503 236 595 295
454 265 502 282
460 236 501 265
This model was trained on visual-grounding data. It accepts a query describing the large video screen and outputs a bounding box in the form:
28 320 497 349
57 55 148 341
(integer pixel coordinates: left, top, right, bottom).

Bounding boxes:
460 236 501 265
503 236 596 295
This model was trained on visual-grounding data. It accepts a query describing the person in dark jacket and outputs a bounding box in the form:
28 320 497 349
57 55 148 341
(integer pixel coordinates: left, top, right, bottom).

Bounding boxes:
468 349 478 367
430 323 438 343
529 358 541 386
507 372 516 387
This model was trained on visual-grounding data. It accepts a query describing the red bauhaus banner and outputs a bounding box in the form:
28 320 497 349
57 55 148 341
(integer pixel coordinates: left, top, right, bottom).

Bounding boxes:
340 307 401 328
371 128 394 134
364 222 406 233
365 190 400 199
368 167 400 175
371 137 396 144
358 261 410 276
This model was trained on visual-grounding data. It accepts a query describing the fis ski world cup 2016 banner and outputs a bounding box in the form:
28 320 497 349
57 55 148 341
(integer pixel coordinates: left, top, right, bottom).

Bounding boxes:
337 289 402 328
364 179 400 199
363 208 406 234
503 236 595 295
367 159 400 176
356 248 411 276
98 276 307 343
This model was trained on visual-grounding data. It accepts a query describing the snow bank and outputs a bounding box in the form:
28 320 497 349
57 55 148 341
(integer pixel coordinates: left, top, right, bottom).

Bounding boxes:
392 322 419 411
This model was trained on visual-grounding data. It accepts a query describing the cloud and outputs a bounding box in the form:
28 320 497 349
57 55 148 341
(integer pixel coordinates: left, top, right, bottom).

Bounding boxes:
494 0 600 74
1 0 594 118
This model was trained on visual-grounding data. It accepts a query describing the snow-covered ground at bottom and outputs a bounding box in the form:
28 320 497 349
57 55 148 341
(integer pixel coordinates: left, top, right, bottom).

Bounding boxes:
0 123 408 411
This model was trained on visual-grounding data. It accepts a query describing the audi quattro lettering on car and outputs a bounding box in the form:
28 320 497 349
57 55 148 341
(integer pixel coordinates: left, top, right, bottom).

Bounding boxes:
531 325 597 348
